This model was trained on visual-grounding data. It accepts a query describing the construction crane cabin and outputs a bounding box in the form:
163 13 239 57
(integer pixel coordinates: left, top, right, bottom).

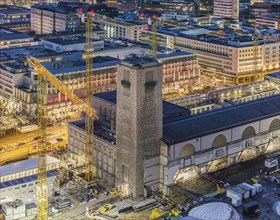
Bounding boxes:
26 9 96 220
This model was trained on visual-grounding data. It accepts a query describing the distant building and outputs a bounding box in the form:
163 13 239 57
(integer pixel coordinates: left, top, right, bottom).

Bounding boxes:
256 16 280 30
250 3 280 17
31 3 81 34
0 60 28 102
175 33 280 83
0 29 39 49
141 25 280 83
0 5 30 32
214 0 239 19
143 0 198 14
106 0 139 10
96 14 146 41
41 37 105 52
199 0 214 12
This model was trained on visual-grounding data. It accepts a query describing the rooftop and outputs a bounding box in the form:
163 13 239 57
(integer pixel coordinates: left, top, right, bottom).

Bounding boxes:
1 61 28 72
266 71 280 79
120 54 159 68
0 32 33 41
163 95 280 145
94 90 117 104
43 37 103 45
93 90 190 122
157 51 194 60
0 46 51 62
31 3 78 14
0 156 60 177
0 172 57 189
42 56 119 75
0 5 30 15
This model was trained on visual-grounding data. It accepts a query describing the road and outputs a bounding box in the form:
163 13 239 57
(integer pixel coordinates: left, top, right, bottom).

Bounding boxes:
0 125 68 146
0 125 68 165
53 195 119 220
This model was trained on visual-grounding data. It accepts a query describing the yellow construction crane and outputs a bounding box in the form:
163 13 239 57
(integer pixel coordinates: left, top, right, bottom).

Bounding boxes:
253 23 263 81
27 57 96 220
85 10 94 182
152 15 157 59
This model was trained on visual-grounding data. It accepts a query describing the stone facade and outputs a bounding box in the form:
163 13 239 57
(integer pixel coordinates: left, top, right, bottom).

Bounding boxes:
115 56 163 197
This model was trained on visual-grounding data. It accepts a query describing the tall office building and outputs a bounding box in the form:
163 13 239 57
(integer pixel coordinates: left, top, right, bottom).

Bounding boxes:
115 55 163 198
214 0 239 19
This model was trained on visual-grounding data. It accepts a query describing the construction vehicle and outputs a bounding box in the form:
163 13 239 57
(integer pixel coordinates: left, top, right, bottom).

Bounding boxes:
251 176 260 184
169 209 181 217
109 188 118 195
98 204 114 213
149 208 167 220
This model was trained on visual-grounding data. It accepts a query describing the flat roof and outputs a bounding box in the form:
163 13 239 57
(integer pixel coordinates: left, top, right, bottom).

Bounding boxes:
94 90 117 104
0 5 30 15
0 156 60 177
1 61 28 72
0 172 57 189
266 71 280 79
42 56 119 75
0 33 33 41
157 51 194 59
44 37 103 45
0 9 29 15
163 95 280 145
0 46 51 61
120 55 159 68
93 90 190 122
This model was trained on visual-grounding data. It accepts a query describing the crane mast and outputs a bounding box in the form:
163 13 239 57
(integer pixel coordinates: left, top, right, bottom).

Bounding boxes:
85 11 94 182
253 23 263 81
152 15 157 59
253 23 258 79
36 65 48 220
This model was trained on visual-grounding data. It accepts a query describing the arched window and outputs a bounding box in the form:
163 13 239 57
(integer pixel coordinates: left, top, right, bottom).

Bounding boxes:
212 134 227 148
179 144 195 158
269 119 280 131
242 126 256 139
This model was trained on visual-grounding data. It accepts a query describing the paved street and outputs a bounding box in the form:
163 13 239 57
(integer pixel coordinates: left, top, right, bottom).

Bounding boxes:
0 125 68 165
53 195 119 220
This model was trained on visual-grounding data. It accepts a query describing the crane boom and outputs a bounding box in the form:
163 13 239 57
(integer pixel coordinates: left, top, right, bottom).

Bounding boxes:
27 58 97 119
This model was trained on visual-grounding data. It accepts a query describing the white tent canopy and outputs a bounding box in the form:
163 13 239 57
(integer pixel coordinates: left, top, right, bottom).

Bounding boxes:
188 202 241 220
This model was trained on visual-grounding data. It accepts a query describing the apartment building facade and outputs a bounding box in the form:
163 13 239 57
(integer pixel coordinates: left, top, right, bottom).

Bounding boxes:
175 35 280 84
214 0 239 19
96 15 145 41
31 4 81 34
0 30 39 49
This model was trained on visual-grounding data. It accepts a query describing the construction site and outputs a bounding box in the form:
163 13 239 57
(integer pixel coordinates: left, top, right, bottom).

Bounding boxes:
1 2 280 220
